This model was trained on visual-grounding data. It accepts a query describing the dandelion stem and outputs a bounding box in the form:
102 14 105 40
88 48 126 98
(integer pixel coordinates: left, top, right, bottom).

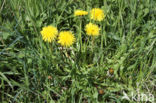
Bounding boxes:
100 22 103 49
79 18 82 52
92 37 95 52
49 42 53 53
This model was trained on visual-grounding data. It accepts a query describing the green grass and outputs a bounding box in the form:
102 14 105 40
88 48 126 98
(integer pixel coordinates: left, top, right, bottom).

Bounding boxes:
0 0 156 102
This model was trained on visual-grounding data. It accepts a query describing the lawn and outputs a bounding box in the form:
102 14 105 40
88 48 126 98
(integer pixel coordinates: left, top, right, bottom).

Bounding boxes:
0 0 156 102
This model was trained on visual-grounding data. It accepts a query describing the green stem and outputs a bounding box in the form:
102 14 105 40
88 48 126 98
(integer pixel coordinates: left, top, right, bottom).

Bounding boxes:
102 22 106 46
92 37 95 52
79 18 82 52
100 22 105 65
101 22 103 50
49 42 53 55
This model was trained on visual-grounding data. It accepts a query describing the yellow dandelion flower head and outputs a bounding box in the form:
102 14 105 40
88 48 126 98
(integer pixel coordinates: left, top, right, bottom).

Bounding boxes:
40 26 58 43
91 8 105 21
58 31 75 47
74 10 88 16
85 23 100 36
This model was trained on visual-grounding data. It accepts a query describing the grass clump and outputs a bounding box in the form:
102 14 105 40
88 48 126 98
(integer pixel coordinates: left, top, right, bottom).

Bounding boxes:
0 0 156 102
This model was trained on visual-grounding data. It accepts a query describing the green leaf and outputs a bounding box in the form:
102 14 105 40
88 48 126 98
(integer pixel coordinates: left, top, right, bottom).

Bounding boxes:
2 32 11 40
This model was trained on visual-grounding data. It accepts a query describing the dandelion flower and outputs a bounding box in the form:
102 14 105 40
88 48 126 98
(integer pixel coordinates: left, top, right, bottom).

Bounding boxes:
85 23 100 36
91 8 105 21
40 26 58 43
74 10 88 16
58 31 75 47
